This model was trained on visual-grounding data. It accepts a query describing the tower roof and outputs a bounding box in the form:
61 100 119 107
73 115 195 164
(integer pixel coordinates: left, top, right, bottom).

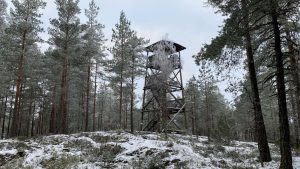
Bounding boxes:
146 40 186 53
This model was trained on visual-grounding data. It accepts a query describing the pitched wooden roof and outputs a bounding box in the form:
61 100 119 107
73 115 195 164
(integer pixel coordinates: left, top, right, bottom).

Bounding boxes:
146 40 186 53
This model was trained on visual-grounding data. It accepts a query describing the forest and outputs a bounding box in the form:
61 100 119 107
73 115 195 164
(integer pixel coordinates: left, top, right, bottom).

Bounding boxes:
0 0 300 168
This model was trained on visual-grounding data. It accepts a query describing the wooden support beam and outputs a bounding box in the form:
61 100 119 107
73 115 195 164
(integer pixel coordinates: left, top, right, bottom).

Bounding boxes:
162 103 186 132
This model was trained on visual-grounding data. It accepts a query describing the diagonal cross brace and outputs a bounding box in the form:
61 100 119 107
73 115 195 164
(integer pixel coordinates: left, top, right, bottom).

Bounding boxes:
162 103 186 132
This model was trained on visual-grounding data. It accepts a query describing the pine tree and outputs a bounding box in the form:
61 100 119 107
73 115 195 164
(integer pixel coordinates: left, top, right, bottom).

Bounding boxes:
196 0 272 162
194 60 233 140
110 11 134 129
0 0 6 33
185 76 201 135
199 0 299 167
241 0 271 162
0 0 8 137
82 0 106 132
127 34 148 133
283 12 300 148
48 0 82 134
45 48 61 134
22 45 46 136
6 0 46 137
268 0 293 167
198 60 215 140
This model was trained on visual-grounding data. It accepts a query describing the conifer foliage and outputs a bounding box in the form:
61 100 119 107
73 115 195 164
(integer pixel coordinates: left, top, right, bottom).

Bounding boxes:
6 0 46 137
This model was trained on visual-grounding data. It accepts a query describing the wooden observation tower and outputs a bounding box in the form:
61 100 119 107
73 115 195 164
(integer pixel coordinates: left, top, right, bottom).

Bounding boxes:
140 40 186 132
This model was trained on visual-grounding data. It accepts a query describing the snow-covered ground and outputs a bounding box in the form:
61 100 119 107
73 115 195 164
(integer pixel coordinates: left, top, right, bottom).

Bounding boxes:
0 131 299 169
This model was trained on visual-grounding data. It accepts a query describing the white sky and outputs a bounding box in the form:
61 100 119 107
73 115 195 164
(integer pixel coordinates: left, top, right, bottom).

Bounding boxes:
7 0 239 103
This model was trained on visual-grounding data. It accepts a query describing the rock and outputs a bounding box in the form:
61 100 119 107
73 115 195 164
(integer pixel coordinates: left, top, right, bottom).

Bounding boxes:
16 142 30 152
165 149 173 153
166 142 174 147
171 159 181 163
0 155 7 166
164 160 171 166
219 159 227 165
126 149 140 156
0 154 18 166
17 151 25 157
145 149 155 156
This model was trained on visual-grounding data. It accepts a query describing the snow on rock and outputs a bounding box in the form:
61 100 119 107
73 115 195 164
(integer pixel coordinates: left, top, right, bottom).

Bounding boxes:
0 131 299 168
0 149 17 156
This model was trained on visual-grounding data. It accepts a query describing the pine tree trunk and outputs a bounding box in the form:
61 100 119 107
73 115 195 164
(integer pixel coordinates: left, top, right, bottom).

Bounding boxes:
270 103 277 141
40 99 45 135
81 89 85 131
119 34 125 129
191 104 195 135
286 30 300 145
0 98 3 136
109 94 112 128
77 96 81 131
60 51 68 134
27 100 33 138
10 30 27 137
241 1 271 161
36 110 41 135
93 63 97 131
49 84 57 133
7 95 14 137
130 54 135 133
271 6 293 169
194 94 198 135
245 35 272 162
100 90 104 130
17 84 25 136
97 100 100 130
125 102 129 129
85 61 91 132
290 92 299 147
119 61 123 129
27 91 34 137
30 103 35 137
1 96 8 139
130 73 134 133
59 23 70 133
205 82 210 140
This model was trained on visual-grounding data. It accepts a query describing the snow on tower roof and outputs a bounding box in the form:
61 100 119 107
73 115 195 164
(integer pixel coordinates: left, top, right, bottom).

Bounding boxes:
146 40 186 53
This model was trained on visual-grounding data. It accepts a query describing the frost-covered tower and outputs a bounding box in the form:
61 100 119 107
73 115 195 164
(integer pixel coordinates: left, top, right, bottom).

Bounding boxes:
141 40 186 132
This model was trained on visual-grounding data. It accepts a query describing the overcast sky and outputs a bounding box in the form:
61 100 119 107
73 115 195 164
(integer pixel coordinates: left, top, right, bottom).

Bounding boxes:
7 0 236 102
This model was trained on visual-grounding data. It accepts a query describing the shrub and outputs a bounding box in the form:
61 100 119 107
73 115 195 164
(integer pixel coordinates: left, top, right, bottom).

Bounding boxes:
174 161 188 169
42 155 80 169
91 135 111 143
147 157 166 169
231 166 255 169
63 139 93 150
214 145 225 153
166 141 174 148
87 144 123 163
1 158 32 169
16 142 31 153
